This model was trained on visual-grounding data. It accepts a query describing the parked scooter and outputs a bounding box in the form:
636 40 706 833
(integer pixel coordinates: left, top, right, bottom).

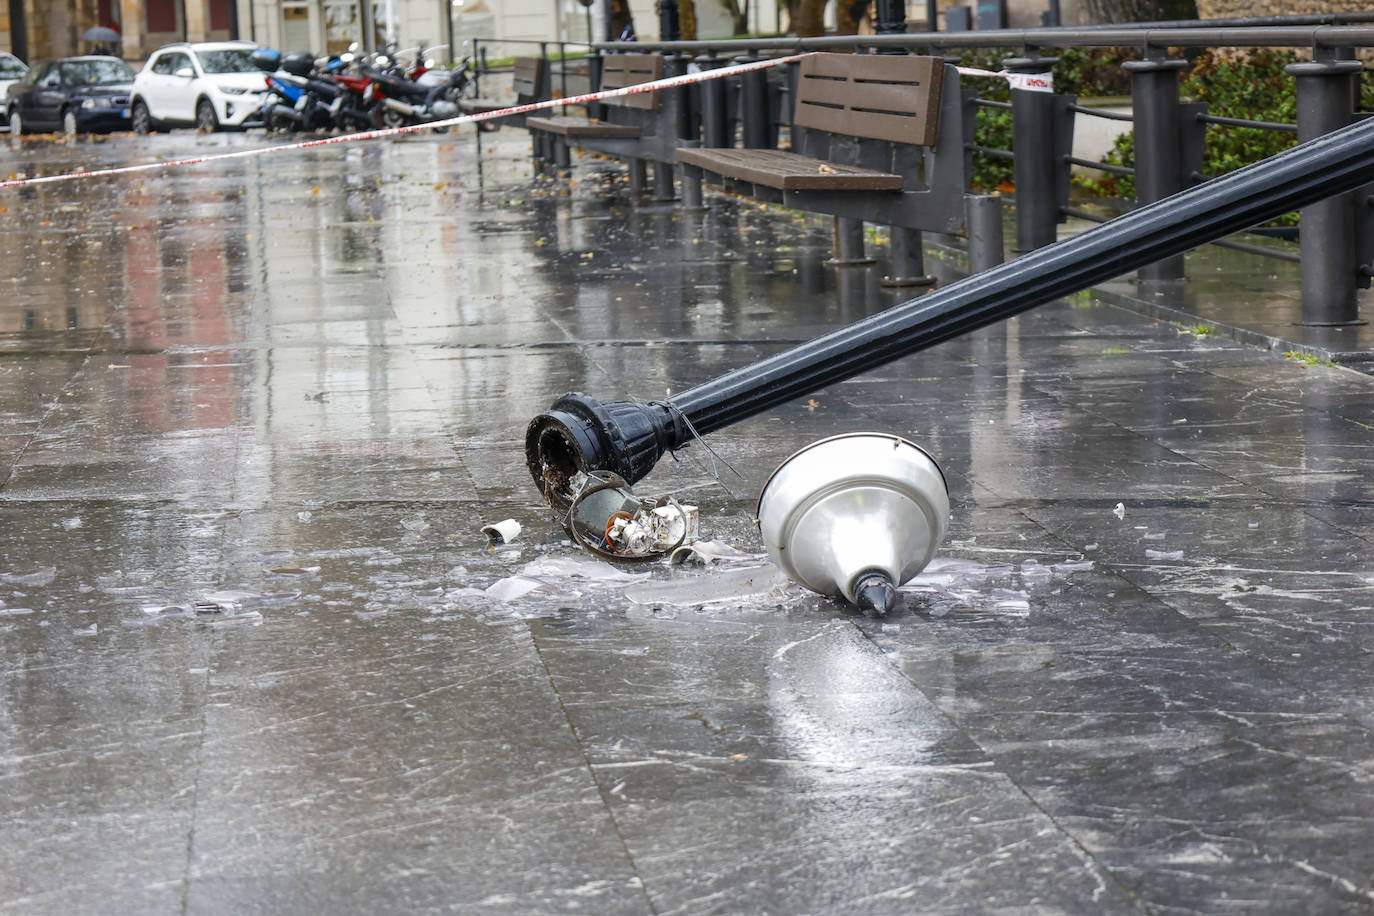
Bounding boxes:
366 56 476 129
252 48 375 133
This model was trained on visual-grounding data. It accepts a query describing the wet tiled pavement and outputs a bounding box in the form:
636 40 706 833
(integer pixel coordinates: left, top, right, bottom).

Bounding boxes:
1 123 1373 914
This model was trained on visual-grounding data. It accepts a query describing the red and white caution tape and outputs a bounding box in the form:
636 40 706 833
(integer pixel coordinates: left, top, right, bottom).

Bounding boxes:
0 53 807 190
1 53 1049 189
957 66 1054 92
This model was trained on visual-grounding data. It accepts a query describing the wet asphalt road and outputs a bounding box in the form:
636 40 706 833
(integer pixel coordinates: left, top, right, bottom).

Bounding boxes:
2 123 1374 914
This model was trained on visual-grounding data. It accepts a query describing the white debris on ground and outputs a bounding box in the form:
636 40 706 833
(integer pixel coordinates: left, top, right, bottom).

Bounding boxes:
901 556 1096 619
625 565 794 606
668 540 768 565
1 567 57 586
481 519 522 545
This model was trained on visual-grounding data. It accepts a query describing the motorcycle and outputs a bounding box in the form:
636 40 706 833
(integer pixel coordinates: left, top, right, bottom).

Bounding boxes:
366 56 477 130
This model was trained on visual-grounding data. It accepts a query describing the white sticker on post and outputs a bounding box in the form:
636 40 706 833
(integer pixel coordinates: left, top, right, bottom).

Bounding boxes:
1006 72 1054 93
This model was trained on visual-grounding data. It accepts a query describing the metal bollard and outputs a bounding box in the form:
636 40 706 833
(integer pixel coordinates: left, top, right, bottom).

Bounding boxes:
525 113 1374 503
1125 57 1188 282
965 193 1004 274
1287 54 1365 326
1006 55 1061 252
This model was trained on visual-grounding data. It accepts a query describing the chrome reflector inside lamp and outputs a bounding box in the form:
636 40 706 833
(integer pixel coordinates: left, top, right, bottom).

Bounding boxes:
757 434 949 614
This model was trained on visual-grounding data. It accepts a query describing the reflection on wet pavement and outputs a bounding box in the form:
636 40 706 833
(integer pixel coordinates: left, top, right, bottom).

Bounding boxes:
2 126 1373 914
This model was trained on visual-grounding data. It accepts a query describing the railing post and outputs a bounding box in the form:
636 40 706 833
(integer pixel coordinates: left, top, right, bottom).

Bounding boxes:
1287 53 1365 326
739 49 769 149
674 52 696 142
1005 54 1060 251
698 52 730 147
471 39 482 98
654 53 683 201
586 53 604 120
1124 57 1188 281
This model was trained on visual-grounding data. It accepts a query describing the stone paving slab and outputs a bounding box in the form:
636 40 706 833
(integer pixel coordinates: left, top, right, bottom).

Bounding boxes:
0 125 1372 914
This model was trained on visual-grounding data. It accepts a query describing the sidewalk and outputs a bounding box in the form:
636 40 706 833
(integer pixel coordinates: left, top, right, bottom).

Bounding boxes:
1 124 1372 913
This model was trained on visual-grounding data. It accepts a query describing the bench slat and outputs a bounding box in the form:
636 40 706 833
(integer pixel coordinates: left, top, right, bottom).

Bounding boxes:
527 115 641 138
795 53 943 147
512 57 544 98
677 148 902 191
601 54 663 110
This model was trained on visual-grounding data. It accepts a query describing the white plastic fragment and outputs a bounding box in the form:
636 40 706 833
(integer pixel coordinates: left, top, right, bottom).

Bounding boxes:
1146 548 1185 560
482 519 522 545
197 610 263 628
624 565 792 606
1112 502 1126 519
1 567 57 586
482 576 548 602
520 556 650 583
669 540 768 565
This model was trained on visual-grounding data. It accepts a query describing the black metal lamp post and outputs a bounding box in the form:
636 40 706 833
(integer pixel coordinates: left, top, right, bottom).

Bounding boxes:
526 114 1374 510
874 0 906 36
659 0 681 42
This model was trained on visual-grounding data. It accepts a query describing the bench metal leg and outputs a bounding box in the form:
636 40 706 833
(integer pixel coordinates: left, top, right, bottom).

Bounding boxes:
827 217 876 266
966 194 1005 274
652 161 675 202
882 227 935 288
629 159 647 194
680 163 706 210
532 133 548 173
554 138 571 171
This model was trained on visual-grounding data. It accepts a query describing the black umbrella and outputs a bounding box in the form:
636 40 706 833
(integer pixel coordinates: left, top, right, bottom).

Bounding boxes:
81 26 121 44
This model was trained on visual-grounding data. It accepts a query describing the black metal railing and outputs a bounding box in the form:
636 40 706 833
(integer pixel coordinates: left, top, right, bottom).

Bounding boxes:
495 18 1374 326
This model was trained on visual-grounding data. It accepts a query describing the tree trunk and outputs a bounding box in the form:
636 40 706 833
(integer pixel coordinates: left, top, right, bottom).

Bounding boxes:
679 0 697 40
835 0 861 35
722 0 749 34
794 0 827 36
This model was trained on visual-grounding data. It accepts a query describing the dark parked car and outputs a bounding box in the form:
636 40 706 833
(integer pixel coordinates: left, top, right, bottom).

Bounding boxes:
6 56 135 136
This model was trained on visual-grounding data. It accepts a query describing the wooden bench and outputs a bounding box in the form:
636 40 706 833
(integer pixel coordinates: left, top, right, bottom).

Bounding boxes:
459 56 549 129
526 54 687 198
677 53 999 284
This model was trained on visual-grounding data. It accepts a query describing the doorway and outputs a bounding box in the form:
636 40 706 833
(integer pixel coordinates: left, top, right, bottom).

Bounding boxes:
282 3 313 52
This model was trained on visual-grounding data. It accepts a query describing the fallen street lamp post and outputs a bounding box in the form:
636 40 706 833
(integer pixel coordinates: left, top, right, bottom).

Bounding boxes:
525 114 1374 511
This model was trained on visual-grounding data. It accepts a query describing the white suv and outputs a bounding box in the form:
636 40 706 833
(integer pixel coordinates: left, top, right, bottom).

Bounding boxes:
131 40 267 132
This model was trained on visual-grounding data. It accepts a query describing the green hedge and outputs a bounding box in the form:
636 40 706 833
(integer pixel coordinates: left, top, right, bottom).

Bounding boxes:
967 47 1136 190
969 46 1367 228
